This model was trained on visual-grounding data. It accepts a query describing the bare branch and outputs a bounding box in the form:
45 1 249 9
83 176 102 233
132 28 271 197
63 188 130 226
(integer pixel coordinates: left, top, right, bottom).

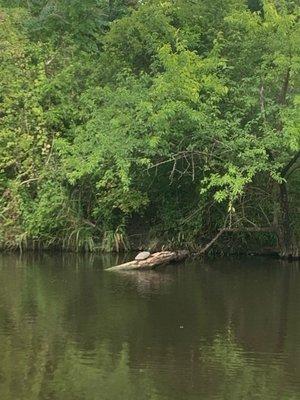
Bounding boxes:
278 67 290 106
282 151 300 177
199 229 226 255
223 226 275 233
19 178 39 186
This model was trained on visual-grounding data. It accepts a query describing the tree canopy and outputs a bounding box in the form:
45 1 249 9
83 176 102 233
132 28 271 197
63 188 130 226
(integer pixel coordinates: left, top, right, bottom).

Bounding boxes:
0 0 299 256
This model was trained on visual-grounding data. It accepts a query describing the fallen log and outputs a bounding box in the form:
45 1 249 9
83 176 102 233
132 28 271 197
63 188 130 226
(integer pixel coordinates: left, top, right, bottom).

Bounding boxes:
106 250 189 272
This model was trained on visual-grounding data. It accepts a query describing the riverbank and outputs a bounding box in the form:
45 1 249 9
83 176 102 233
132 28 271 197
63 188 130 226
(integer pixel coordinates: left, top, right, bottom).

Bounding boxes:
1 242 299 261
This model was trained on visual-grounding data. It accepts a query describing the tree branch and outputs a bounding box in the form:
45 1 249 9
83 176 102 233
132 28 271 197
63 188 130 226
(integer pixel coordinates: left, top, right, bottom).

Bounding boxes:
198 225 276 255
281 151 300 178
199 229 226 254
278 67 290 106
223 227 275 233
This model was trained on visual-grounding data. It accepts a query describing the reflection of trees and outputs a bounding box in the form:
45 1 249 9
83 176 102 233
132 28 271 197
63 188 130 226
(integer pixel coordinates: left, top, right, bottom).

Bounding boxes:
0 255 299 400
197 259 300 356
114 270 174 296
200 330 299 400
0 254 167 400
52 343 161 400
0 338 161 400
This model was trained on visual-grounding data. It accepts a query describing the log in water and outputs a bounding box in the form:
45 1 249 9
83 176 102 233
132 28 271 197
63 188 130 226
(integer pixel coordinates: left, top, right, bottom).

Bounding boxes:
106 250 189 271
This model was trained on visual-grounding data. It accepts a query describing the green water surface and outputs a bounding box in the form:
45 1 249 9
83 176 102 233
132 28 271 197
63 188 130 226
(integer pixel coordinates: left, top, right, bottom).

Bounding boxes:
0 254 299 400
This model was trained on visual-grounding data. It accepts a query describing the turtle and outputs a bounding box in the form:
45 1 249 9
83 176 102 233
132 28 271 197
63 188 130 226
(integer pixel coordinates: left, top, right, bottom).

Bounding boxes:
135 251 151 261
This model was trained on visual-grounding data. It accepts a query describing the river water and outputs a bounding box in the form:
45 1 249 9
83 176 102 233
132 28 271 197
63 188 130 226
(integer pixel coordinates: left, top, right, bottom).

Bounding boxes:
0 254 299 400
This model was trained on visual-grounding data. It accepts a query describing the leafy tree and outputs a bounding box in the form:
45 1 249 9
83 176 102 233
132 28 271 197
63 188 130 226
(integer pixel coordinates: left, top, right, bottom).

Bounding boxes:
0 0 299 256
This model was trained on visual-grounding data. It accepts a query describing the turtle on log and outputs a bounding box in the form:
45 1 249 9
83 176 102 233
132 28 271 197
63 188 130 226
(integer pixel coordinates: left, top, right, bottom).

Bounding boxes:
107 250 189 271
135 251 151 261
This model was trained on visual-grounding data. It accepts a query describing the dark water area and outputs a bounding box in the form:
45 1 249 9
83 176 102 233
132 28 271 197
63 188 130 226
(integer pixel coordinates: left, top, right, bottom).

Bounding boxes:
0 254 299 400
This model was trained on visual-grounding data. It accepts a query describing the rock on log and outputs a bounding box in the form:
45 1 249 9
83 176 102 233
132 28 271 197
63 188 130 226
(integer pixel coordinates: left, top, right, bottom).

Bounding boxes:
106 251 189 272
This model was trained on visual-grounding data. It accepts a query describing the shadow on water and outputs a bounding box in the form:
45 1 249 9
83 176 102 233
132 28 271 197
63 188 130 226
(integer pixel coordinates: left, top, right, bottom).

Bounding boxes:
0 254 299 400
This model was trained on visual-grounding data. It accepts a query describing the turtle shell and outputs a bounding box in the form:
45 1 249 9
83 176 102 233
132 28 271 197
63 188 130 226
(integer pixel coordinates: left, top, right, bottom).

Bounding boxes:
135 251 151 261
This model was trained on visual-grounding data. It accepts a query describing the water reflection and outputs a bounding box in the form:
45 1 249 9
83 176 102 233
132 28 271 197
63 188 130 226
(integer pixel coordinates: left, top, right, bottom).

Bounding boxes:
200 330 297 400
0 254 299 400
114 270 174 296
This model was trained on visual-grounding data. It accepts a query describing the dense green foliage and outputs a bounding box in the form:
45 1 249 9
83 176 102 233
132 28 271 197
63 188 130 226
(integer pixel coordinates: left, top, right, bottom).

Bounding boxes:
0 0 299 254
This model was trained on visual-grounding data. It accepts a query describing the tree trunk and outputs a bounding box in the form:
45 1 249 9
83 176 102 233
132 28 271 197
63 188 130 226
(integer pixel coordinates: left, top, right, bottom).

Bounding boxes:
277 182 299 259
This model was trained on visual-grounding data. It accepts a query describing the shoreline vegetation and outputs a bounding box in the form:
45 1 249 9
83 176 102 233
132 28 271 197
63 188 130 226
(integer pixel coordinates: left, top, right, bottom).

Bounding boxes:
0 241 297 261
0 1 299 259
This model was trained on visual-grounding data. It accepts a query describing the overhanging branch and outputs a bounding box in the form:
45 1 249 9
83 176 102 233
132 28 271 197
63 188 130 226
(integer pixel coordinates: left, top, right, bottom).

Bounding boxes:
282 151 300 178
